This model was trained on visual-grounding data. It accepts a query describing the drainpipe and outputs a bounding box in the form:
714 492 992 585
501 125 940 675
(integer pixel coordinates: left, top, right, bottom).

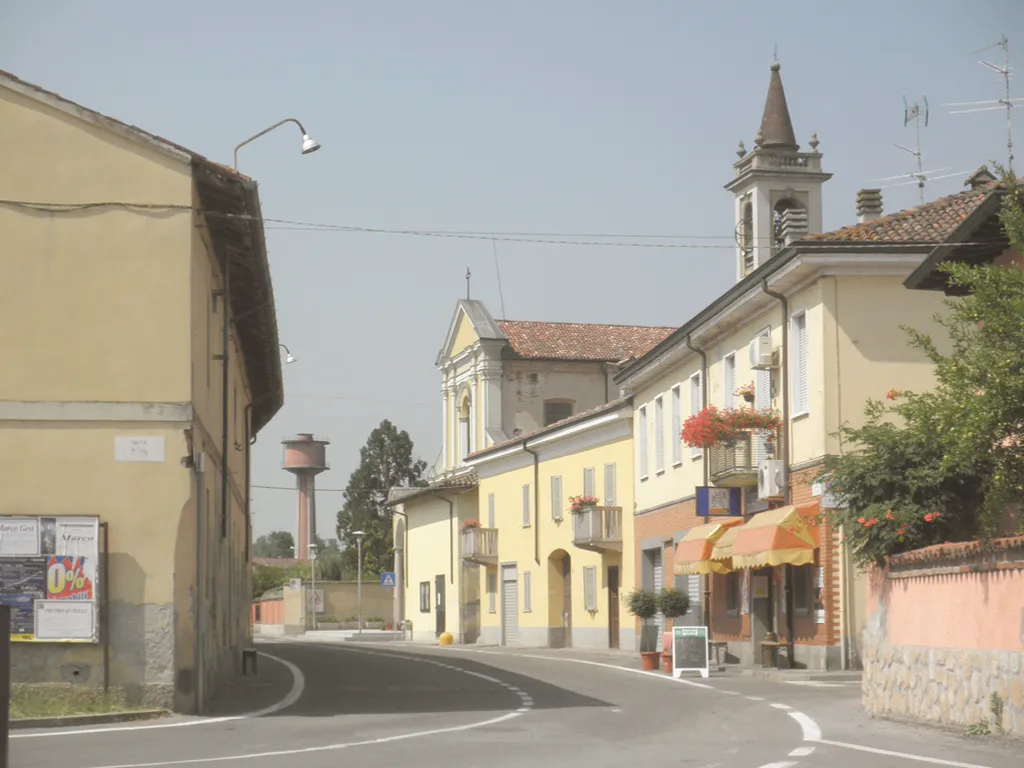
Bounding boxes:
684 335 711 630
761 279 794 661
218 265 231 540
523 439 540 565
435 494 455 585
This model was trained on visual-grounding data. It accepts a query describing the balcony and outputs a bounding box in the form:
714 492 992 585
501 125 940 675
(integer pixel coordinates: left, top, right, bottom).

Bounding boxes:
709 432 760 487
461 527 498 566
571 506 623 552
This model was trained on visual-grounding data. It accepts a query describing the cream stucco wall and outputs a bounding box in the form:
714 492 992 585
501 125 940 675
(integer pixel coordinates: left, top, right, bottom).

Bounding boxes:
0 83 254 712
472 411 636 650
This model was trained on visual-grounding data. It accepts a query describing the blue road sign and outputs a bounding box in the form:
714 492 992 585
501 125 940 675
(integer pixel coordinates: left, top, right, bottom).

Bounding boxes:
380 572 396 588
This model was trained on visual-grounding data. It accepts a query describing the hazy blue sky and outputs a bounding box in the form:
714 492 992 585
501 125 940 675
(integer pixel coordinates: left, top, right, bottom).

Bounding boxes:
3 1 1020 541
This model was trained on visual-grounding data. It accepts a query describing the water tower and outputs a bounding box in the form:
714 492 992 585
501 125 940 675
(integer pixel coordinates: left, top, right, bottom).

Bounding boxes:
281 433 330 561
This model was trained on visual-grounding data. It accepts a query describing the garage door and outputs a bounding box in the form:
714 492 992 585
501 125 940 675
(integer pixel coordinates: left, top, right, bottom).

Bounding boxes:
653 548 664 652
501 565 518 646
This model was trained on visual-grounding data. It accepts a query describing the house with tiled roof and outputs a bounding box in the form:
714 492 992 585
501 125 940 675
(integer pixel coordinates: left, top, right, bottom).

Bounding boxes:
387 298 670 644
615 60 967 672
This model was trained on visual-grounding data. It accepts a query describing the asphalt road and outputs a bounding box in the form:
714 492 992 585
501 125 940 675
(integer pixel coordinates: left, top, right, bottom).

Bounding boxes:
14 639 1024 768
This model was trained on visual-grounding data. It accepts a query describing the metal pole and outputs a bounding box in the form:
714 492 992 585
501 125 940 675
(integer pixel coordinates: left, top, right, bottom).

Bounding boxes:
357 538 363 635
310 549 317 631
0 604 10 768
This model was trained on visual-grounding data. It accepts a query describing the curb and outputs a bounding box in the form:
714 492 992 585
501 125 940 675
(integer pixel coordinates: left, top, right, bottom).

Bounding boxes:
11 709 169 730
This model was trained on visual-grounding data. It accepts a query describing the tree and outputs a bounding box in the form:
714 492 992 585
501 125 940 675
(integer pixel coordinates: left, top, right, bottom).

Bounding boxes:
336 419 428 577
823 171 1024 565
252 530 295 559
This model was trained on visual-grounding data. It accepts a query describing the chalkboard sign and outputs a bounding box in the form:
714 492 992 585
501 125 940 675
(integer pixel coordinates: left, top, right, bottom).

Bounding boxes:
672 625 709 679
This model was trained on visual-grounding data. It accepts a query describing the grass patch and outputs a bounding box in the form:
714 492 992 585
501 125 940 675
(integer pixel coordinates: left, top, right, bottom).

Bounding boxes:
10 684 152 720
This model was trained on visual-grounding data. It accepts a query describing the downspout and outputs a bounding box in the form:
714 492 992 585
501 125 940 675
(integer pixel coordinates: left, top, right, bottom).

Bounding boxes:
243 403 253 651
436 494 455 585
761 279 794 661
522 439 540 565
219 264 231 541
684 335 711 630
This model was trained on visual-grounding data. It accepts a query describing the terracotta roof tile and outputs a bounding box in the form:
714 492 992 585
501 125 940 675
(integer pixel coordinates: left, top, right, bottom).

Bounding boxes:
496 320 674 362
386 471 479 506
804 183 999 244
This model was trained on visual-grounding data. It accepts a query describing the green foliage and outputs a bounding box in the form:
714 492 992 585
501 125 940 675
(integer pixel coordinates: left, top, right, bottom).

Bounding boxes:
252 530 295 558
823 170 1024 566
252 565 286 599
335 419 428 577
656 587 691 619
625 588 659 652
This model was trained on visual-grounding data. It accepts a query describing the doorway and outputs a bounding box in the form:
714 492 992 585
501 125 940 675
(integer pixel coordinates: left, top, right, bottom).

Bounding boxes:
607 565 620 649
751 567 774 653
435 574 446 637
547 550 572 648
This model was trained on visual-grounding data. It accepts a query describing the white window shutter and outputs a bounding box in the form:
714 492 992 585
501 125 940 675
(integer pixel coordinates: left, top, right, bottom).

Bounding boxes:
488 493 495 528
754 330 772 463
522 484 530 527
583 566 598 612
725 355 736 409
797 314 809 413
639 407 649 476
603 463 617 505
671 387 682 465
654 397 665 471
690 374 702 457
524 571 532 612
583 467 595 497
551 476 563 521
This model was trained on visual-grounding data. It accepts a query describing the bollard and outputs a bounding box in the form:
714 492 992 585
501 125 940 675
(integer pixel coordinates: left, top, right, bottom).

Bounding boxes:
242 648 258 676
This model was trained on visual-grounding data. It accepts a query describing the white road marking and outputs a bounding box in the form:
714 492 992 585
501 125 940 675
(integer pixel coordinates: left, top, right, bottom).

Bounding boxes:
814 739 1000 768
514 652 716 689
770 703 792 710
782 680 851 688
85 710 526 768
787 711 822 741
13 651 305 740
757 762 796 768
788 745 816 756
746 696 765 701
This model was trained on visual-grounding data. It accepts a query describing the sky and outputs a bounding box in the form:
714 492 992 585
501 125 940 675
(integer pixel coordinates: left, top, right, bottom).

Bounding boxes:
3 0 1021 541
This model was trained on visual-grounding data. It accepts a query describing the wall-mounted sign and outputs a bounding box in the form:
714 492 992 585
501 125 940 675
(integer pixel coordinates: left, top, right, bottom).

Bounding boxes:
114 436 165 462
696 487 742 518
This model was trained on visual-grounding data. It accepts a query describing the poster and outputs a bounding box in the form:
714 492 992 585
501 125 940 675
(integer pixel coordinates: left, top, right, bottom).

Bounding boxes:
0 516 100 643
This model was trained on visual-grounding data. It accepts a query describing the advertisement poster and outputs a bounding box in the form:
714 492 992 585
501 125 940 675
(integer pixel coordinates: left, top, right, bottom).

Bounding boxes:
0 516 100 643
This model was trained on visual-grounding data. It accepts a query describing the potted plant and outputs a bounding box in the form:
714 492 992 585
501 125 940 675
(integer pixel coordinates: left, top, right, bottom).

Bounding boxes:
568 494 599 513
460 520 480 533
626 588 660 671
736 382 756 403
657 588 692 673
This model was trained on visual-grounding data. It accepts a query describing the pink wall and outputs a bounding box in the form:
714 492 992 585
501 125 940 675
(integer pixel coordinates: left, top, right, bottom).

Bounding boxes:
867 537 1024 652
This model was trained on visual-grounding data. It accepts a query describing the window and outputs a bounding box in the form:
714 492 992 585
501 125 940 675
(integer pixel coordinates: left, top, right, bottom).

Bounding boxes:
419 581 431 613
690 373 703 458
522 484 531 527
638 406 649 478
792 564 813 616
583 467 595 498
724 353 736 409
523 570 532 612
725 572 740 617
603 463 617 505
791 312 809 415
551 476 563 521
671 386 682 466
487 493 496 528
754 328 773 461
654 396 665 472
487 572 497 613
544 400 574 426
583 566 598 612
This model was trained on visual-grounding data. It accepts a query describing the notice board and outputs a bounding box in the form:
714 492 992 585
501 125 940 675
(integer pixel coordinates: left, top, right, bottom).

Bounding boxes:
0 516 101 643
672 625 709 679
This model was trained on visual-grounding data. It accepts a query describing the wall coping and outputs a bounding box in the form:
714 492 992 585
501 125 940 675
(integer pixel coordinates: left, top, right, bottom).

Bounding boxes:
885 535 1024 579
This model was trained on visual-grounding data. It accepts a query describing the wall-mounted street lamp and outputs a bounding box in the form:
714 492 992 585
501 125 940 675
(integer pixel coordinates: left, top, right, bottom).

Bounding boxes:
279 344 297 364
233 118 321 171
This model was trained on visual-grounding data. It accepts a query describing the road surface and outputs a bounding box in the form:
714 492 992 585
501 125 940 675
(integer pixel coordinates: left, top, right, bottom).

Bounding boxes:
15 639 1023 768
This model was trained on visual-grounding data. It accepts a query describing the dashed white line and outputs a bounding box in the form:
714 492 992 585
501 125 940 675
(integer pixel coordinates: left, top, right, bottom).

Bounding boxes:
746 695 765 701
756 762 796 768
788 746 816 757
786 711 822 741
770 702 792 710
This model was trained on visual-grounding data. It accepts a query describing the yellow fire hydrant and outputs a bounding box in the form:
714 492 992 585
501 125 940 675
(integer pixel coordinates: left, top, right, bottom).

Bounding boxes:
438 632 454 646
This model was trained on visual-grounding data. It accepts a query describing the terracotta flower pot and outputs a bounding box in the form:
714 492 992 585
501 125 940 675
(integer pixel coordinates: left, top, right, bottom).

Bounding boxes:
640 651 661 671
661 652 673 674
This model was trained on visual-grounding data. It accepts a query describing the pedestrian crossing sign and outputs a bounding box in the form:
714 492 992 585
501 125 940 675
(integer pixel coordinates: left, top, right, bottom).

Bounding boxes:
381 572 396 588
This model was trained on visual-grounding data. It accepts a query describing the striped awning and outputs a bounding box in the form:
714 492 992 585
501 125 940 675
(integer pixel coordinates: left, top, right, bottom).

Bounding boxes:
730 502 821 569
674 518 744 575
709 524 742 564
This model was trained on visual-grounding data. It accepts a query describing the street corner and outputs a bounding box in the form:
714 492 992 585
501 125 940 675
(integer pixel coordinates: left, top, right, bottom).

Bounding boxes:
203 647 304 718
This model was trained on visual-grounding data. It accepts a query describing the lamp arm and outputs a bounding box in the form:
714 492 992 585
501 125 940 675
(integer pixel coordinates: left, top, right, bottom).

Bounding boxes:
233 118 310 170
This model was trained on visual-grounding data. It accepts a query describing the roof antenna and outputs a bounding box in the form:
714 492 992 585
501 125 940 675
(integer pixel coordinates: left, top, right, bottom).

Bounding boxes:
942 34 1021 173
869 96 967 204
465 266 471 300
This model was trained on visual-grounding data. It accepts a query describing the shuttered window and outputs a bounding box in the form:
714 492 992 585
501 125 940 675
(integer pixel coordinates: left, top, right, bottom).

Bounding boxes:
724 353 736 409
754 329 772 463
638 406 649 477
791 312 809 415
522 484 531 527
487 493 496 528
551 476 563 521
583 467 595 498
654 396 665 472
487 571 497 613
671 386 682 465
419 581 430 612
523 570 532 612
690 373 702 458
583 566 598 612
603 463 617 505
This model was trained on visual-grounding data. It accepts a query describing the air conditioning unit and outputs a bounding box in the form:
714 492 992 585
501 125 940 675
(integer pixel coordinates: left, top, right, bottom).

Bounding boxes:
758 459 784 500
749 335 775 371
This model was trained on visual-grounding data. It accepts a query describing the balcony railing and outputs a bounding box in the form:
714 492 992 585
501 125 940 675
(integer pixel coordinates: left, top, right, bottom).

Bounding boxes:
571 506 623 552
709 432 761 487
461 527 498 565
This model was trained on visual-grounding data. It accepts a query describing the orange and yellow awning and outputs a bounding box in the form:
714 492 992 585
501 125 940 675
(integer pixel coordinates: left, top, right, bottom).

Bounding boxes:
729 502 821 569
674 518 744 575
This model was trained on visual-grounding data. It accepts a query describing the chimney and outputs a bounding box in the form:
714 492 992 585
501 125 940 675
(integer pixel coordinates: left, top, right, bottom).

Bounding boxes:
965 165 997 191
856 189 883 223
780 208 809 246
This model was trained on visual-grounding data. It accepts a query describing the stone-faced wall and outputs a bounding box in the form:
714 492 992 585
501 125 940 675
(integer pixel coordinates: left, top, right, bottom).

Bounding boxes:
862 537 1024 737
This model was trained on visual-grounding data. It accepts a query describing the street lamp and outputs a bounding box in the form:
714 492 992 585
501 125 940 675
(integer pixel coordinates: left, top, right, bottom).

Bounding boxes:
279 344 297 364
233 118 321 171
352 530 366 635
308 543 319 631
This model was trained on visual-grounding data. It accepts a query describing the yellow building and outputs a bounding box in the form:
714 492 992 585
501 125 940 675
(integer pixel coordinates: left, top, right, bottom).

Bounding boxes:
388 299 669 644
465 398 636 649
0 71 282 711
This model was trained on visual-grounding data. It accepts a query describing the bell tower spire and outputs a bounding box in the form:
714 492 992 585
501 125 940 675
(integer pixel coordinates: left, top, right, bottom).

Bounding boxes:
726 60 832 282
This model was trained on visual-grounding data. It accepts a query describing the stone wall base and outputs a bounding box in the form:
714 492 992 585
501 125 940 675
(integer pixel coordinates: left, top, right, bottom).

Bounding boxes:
863 642 1024 738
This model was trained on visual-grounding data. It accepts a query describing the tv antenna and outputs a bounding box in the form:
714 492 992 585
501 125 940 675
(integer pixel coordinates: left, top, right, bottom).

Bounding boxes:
942 34 1022 173
869 96 967 205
